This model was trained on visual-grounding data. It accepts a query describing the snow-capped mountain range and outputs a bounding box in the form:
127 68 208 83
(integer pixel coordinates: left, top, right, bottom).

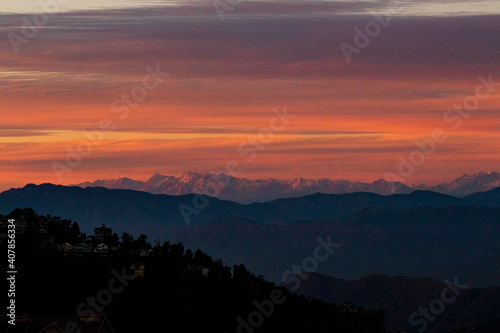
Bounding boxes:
73 171 500 204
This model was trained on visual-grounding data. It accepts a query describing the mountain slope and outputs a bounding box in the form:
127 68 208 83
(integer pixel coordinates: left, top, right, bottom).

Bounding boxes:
1 183 489 230
427 171 500 197
172 206 500 287
0 183 240 236
77 177 144 191
287 273 500 333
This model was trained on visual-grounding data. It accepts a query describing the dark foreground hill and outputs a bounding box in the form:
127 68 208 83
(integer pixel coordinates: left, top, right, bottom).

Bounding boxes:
0 210 379 333
287 272 500 333
2 209 499 332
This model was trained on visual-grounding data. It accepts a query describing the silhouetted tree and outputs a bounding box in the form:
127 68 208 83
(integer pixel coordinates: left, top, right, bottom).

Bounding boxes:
194 249 213 265
169 242 184 260
184 249 193 263
69 221 81 242
135 234 150 250
109 232 120 246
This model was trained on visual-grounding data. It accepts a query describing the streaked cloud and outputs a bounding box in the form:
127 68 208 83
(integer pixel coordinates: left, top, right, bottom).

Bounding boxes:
0 3 499 190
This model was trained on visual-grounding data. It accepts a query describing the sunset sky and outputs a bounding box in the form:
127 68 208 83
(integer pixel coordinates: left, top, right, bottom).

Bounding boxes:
0 0 499 190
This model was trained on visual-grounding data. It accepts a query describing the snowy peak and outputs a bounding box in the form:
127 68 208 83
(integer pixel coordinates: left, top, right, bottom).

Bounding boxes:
73 173 412 203
428 171 500 197
75 177 144 191
72 171 500 204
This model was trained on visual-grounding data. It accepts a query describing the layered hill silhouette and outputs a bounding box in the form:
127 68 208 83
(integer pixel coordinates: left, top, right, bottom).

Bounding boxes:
172 206 500 287
1 184 500 287
73 171 500 203
2 184 500 235
286 272 500 333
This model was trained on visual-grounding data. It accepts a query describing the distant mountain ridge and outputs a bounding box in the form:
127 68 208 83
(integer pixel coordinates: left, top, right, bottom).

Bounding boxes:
73 171 500 203
3 184 500 231
5 183 500 233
